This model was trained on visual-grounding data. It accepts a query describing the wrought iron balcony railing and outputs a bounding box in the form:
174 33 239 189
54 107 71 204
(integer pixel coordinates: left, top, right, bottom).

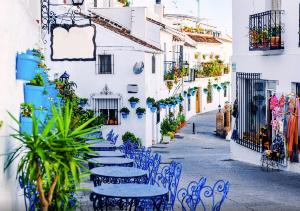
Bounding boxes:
249 10 284 51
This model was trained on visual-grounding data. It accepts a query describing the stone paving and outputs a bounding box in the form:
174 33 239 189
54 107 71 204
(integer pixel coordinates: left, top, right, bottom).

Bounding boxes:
78 111 300 211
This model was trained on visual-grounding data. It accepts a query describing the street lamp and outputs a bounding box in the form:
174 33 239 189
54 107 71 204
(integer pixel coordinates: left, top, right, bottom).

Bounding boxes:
59 71 70 83
72 0 85 6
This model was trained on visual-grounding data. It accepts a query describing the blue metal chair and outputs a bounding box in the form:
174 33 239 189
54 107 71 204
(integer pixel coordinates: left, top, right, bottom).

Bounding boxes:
106 129 114 141
134 146 152 170
19 176 39 211
146 161 183 211
110 134 119 145
148 153 161 185
119 141 138 159
177 177 230 211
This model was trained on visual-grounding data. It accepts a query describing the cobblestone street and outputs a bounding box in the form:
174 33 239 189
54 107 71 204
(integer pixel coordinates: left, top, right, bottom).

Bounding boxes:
152 111 300 211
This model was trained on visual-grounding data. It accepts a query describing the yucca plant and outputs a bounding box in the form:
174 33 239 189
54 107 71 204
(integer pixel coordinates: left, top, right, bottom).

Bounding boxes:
5 101 99 211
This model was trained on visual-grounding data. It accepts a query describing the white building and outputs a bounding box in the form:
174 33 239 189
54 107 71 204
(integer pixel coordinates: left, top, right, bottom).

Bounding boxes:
0 1 42 210
46 0 232 147
231 0 300 172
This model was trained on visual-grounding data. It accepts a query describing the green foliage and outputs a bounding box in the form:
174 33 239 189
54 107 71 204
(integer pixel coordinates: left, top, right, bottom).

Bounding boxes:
198 58 225 78
136 107 146 114
164 72 175 80
128 97 139 103
146 97 155 104
122 131 141 147
177 113 186 123
20 103 34 117
120 107 130 114
5 101 97 210
28 73 44 86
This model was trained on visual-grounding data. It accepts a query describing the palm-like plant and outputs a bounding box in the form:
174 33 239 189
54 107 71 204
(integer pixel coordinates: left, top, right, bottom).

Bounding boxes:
5 101 99 211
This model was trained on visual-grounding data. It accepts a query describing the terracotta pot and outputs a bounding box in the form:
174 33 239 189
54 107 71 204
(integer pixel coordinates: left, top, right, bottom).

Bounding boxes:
270 36 280 47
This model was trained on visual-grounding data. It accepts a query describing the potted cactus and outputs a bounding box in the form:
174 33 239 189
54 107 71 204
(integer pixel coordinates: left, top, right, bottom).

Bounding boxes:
120 107 130 119
136 107 146 119
128 97 139 108
146 97 155 108
20 103 34 135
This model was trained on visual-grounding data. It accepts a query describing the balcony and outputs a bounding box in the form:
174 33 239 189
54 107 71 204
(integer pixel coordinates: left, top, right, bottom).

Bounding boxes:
249 10 284 51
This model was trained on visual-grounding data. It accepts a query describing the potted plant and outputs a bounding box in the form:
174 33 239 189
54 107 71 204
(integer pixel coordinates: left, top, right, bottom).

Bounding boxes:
146 97 155 108
16 50 41 81
24 73 45 107
203 88 208 94
128 97 139 108
166 80 174 92
150 103 158 113
217 86 222 92
158 99 166 109
183 91 187 97
136 107 146 119
6 101 98 211
160 118 171 144
122 131 141 147
187 93 191 99
271 26 281 48
20 103 34 135
120 107 130 119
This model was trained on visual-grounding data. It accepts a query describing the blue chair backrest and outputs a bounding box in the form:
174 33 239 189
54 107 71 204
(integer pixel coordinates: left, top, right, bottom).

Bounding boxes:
148 153 161 185
106 129 114 140
177 177 230 211
154 160 182 210
110 134 119 145
134 146 152 170
119 141 138 159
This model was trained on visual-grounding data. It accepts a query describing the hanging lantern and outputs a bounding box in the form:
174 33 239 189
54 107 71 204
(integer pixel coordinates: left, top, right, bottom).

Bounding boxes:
59 71 70 83
72 0 84 6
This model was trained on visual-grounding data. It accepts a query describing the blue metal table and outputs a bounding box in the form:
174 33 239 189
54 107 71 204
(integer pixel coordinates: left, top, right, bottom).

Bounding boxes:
87 151 125 158
90 184 169 211
88 157 134 169
91 166 148 186
89 142 116 151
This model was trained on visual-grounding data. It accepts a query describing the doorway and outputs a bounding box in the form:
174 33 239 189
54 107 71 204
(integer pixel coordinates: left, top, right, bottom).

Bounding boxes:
196 87 201 113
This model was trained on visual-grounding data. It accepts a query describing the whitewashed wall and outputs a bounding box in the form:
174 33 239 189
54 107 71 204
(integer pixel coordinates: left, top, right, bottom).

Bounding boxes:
232 0 300 173
0 0 41 210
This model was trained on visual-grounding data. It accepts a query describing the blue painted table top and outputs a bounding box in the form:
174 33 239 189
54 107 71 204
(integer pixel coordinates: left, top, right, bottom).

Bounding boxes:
88 157 134 165
88 151 125 157
89 142 116 148
92 184 168 198
91 166 147 178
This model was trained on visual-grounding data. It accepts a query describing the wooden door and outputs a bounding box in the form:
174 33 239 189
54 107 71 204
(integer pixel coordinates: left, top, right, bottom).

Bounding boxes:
196 88 200 113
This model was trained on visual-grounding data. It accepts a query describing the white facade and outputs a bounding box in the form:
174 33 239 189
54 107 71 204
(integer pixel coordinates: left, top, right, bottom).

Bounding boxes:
45 1 232 147
0 0 42 210
232 0 300 172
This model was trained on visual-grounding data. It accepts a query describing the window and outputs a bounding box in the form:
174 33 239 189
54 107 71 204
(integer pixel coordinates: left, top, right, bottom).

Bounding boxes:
94 0 97 7
93 98 119 125
152 55 156 73
98 55 113 74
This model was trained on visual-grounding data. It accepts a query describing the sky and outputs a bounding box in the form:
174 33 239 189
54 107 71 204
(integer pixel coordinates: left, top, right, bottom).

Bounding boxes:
162 0 232 35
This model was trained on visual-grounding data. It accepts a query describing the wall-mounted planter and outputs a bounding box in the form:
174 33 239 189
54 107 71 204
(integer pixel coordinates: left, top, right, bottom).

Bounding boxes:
147 102 153 109
35 68 49 84
187 95 191 99
16 53 40 81
45 84 59 99
24 84 45 107
121 112 129 119
137 113 144 119
20 116 32 135
34 110 48 124
150 107 157 113
159 103 166 109
130 102 137 108
55 97 63 107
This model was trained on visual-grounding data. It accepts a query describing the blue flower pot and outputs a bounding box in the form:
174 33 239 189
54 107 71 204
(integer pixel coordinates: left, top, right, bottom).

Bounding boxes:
150 107 157 113
43 94 55 110
46 84 58 99
55 97 63 107
147 102 153 109
191 91 196 96
137 113 144 119
130 102 137 108
20 116 32 135
16 53 40 81
187 96 191 99
34 110 48 124
35 68 49 84
159 103 166 109
121 112 129 119
24 84 45 107
183 92 187 97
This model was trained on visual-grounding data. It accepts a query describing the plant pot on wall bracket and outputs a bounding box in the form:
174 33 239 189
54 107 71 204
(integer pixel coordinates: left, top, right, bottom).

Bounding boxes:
121 112 129 119
150 107 157 113
24 84 45 107
130 102 137 108
20 116 32 135
16 53 40 81
137 113 144 119
35 68 49 85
